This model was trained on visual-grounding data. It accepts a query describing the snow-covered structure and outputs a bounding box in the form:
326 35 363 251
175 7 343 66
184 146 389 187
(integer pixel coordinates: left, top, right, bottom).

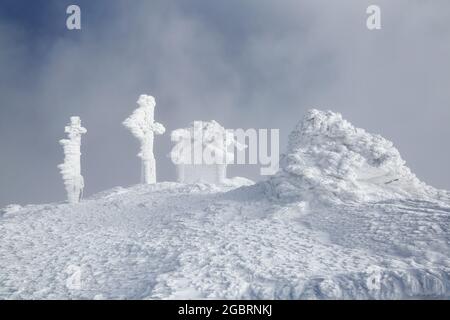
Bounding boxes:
268 109 435 204
170 120 244 184
58 116 87 204
123 95 165 184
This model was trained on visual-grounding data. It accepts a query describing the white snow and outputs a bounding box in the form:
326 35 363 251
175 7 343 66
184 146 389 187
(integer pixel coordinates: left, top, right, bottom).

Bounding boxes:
268 109 441 204
0 204 23 217
170 120 245 184
123 95 165 184
1 109 449 299
58 116 87 204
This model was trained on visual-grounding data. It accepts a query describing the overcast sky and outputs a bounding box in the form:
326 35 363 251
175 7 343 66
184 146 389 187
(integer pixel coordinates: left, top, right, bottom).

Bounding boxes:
1 0 450 206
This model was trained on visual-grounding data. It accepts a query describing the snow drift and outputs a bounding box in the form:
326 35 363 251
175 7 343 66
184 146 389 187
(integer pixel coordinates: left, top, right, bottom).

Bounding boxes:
268 109 443 204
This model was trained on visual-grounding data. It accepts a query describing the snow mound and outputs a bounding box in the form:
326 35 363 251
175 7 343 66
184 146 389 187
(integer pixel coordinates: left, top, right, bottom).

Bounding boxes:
1 182 449 299
269 109 440 204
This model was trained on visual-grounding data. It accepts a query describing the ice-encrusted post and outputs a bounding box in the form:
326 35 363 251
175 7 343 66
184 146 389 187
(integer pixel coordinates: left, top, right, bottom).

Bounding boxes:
58 116 87 204
123 95 165 184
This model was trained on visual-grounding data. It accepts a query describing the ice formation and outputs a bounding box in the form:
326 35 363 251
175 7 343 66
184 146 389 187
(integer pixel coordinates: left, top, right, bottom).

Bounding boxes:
170 120 245 184
58 116 87 204
269 109 436 204
123 95 165 184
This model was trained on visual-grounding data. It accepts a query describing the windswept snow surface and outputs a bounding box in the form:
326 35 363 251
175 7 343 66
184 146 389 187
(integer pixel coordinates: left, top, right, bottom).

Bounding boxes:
1 110 449 299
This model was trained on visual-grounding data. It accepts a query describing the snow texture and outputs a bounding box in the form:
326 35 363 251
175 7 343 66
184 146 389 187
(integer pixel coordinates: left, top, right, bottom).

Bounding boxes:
123 95 165 184
268 109 441 204
58 117 87 204
171 120 245 184
1 109 449 299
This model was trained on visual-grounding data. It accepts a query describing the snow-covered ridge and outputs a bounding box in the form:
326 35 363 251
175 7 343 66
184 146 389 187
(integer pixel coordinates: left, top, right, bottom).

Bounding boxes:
1 109 449 300
269 109 444 204
1 179 449 299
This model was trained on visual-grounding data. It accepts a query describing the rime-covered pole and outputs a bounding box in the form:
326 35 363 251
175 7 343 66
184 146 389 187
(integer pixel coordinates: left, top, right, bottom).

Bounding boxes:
123 95 165 184
58 116 87 204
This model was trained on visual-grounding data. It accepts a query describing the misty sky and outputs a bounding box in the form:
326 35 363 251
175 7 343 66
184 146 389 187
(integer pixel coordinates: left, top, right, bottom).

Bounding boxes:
1 0 450 206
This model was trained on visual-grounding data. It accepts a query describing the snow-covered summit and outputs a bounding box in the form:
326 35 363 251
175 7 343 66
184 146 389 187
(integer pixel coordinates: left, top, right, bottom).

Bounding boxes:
1 178 449 299
1 109 449 300
269 109 441 204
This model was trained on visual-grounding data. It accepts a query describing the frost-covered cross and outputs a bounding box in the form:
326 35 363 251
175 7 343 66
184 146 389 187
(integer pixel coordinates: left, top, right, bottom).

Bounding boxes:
58 116 87 204
123 95 165 184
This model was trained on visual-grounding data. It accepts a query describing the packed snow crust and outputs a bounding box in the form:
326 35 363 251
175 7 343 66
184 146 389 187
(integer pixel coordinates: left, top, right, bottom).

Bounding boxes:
1 110 449 299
